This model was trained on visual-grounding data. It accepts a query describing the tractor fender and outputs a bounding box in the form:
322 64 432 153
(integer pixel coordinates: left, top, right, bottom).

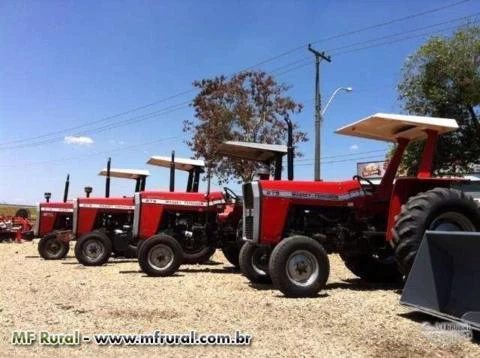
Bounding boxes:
386 177 471 242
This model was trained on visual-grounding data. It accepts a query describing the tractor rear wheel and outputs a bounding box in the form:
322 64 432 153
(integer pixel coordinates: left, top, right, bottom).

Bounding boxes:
138 235 183 276
340 252 402 283
38 234 69 260
269 236 329 298
74 231 112 266
182 245 216 264
239 242 272 284
393 188 480 276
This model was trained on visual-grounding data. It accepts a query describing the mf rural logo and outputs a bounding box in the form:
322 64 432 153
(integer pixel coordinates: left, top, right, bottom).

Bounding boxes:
11 331 83 346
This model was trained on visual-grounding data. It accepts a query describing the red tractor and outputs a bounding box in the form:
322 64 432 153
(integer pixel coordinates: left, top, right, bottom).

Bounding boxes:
238 113 480 297
135 144 288 276
73 160 150 265
73 152 217 266
36 175 74 258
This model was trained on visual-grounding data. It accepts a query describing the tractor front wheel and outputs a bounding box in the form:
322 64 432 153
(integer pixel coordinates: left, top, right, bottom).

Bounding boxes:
269 236 330 298
393 188 480 276
38 234 69 260
138 235 183 276
239 242 272 284
74 231 112 266
222 244 242 268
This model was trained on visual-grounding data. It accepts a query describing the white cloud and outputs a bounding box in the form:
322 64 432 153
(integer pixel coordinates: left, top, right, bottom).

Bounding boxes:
64 136 94 145
349 144 359 151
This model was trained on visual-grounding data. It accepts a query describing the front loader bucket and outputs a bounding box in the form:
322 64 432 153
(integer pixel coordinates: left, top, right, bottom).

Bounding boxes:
400 231 480 331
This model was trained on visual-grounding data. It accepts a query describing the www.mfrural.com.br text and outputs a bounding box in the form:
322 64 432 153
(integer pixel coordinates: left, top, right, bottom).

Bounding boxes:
11 330 252 347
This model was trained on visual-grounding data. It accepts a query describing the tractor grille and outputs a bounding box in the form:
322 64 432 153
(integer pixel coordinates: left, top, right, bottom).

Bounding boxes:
243 183 254 209
244 215 254 241
242 182 259 242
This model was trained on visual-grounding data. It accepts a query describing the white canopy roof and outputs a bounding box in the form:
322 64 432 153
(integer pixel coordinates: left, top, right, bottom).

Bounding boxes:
147 156 205 172
217 141 287 162
98 168 150 180
336 113 458 142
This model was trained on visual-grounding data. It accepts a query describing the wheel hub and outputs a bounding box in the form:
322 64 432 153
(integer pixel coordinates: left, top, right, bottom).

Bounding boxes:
251 248 269 275
46 240 61 254
286 250 319 286
148 244 174 271
83 240 104 261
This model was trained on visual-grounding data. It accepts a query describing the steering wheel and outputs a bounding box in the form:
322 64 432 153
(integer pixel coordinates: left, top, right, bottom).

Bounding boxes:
223 187 239 202
352 175 376 192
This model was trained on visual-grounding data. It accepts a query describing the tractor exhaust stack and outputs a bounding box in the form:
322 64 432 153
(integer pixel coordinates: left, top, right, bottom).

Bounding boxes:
105 157 111 198
169 151 175 192
44 192 51 203
63 174 70 203
285 118 294 181
84 186 92 198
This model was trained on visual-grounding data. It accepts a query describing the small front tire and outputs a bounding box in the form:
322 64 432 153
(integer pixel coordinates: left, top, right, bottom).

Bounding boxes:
74 231 112 266
138 235 183 277
38 234 69 260
269 236 330 298
239 242 271 283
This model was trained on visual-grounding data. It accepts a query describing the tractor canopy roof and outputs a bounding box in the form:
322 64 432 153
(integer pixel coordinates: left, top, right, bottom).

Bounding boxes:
147 156 205 172
217 141 287 162
98 168 150 180
335 113 458 142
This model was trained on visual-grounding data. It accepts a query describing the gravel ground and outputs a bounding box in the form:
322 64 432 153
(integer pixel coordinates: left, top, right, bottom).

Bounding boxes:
0 240 478 357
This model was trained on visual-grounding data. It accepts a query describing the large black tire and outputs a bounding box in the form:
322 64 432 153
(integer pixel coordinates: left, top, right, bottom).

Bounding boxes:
74 231 112 266
182 245 216 264
340 252 402 283
222 244 242 268
38 234 69 260
239 242 271 283
269 236 330 298
138 235 183 276
393 188 480 276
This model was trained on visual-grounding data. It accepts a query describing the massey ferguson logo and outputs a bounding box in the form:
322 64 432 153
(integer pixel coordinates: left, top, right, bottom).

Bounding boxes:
262 189 365 201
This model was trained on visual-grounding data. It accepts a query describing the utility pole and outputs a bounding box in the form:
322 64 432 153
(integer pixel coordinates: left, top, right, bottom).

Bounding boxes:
308 44 331 181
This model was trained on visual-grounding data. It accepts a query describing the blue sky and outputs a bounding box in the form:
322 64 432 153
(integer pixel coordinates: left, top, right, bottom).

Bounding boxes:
0 0 477 204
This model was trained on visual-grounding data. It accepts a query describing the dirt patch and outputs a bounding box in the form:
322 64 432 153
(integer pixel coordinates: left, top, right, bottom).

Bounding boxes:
0 240 478 357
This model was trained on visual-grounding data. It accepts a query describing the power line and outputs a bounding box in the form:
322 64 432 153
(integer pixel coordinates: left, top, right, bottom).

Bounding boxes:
273 17 479 76
297 156 386 166
1 16 472 153
295 149 387 162
0 135 187 168
1 101 191 150
239 0 471 69
0 90 194 147
14 13 475 151
0 0 470 147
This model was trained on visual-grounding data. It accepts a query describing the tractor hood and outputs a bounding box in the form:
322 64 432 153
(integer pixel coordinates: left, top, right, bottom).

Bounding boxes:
39 202 74 211
258 179 364 201
138 190 225 206
77 197 135 210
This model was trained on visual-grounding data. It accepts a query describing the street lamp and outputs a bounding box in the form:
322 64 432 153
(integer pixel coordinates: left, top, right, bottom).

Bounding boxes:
321 87 353 116
314 86 353 180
